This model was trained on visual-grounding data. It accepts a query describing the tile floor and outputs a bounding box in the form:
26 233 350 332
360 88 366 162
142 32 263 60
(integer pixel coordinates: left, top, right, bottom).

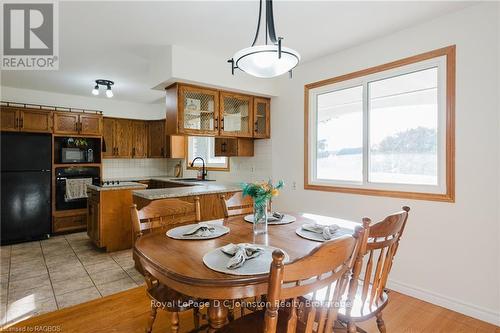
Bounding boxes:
0 232 144 327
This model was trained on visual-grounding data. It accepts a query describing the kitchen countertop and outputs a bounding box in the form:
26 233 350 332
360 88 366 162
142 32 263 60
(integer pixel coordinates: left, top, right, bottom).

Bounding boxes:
87 182 148 192
132 180 242 200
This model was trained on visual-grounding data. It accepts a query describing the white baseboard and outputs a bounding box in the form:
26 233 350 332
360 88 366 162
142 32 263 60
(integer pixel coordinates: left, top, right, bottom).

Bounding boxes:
386 279 500 326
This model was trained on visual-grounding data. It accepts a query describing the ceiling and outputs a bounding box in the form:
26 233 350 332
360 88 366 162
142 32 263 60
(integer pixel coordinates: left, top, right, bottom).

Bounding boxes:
1 1 474 104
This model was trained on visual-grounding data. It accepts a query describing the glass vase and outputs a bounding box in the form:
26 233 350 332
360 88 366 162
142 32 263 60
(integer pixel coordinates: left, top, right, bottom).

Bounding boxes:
253 201 268 235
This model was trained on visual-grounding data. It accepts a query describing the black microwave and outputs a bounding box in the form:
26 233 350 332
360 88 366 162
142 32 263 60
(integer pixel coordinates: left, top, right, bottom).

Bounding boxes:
61 148 93 163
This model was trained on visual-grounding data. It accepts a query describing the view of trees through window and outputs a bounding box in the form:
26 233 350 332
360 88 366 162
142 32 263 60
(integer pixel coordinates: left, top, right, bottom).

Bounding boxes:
316 67 439 186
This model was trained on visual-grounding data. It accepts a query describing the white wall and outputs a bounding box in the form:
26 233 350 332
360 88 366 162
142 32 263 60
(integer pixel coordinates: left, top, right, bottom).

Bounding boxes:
181 138 272 184
272 3 499 325
0 86 165 120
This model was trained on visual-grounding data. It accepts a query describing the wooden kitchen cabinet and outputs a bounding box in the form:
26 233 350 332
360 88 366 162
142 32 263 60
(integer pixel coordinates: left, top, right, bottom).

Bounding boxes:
219 92 253 138
102 117 115 158
215 137 254 157
87 187 136 252
79 113 102 135
1 107 52 133
165 135 185 158
132 120 148 158
148 120 165 158
166 83 220 136
54 111 102 136
1 107 18 131
103 117 133 158
253 97 271 138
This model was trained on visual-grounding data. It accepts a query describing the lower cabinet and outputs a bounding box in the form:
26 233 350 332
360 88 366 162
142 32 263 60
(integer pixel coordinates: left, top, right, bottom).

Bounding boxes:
53 212 87 233
87 188 135 252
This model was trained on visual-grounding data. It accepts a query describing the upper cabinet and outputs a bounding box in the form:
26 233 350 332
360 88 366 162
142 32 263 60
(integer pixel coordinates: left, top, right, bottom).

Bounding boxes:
253 98 271 139
131 120 148 158
1 107 53 133
103 117 185 159
148 120 165 158
54 112 102 136
219 92 253 138
166 84 219 136
166 83 270 139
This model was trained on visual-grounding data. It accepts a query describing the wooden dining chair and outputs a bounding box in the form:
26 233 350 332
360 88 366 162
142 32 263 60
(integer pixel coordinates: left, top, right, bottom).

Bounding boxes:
218 225 367 333
131 197 202 333
220 192 253 217
338 206 411 333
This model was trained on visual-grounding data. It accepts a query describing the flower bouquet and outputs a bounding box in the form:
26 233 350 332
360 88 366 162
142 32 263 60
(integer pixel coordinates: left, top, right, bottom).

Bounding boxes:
241 180 284 235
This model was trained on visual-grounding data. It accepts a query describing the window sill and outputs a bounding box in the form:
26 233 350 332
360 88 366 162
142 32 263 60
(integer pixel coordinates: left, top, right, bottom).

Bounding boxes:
187 165 230 172
304 183 454 202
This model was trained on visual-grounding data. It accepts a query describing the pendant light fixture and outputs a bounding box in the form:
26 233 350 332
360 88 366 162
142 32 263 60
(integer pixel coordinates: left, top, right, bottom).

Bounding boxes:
91 79 114 98
228 0 300 78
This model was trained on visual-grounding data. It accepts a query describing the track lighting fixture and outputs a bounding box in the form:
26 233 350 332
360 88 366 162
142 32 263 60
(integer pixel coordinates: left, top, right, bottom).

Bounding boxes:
91 79 114 98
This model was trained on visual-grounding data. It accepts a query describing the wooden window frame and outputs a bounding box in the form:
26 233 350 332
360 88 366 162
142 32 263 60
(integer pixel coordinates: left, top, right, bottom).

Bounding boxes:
304 45 455 202
185 136 230 172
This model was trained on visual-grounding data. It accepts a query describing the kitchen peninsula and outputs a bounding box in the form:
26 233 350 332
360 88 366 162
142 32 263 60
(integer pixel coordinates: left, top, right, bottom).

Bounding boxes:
132 178 242 219
86 177 241 252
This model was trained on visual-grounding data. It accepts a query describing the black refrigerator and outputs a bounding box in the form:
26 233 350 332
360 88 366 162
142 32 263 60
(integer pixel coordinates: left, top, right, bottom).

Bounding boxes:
1 132 52 244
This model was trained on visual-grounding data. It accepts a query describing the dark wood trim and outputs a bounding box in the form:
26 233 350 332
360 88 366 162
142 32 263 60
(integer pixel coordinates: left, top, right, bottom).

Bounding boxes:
304 45 456 202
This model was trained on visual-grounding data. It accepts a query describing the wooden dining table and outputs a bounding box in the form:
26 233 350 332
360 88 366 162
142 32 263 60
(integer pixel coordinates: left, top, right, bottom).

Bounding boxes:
133 212 360 332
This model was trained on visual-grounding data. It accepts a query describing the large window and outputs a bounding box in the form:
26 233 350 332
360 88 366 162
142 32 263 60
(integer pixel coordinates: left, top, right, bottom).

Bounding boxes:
187 136 229 171
305 46 455 201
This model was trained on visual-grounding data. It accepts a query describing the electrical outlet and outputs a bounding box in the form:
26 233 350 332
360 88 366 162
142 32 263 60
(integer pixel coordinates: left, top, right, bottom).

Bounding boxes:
292 181 297 190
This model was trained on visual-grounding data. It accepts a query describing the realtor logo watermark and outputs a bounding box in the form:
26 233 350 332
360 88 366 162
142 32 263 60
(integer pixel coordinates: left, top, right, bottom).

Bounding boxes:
1 1 59 70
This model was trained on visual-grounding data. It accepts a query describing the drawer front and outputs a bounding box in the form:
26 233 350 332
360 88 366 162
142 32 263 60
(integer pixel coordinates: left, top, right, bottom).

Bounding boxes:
53 214 86 233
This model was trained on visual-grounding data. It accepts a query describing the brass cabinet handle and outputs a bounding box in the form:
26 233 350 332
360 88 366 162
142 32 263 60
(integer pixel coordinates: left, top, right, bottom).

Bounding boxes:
161 147 164 157
15 118 19 128
220 117 224 130
132 147 136 157
214 117 218 130
221 142 226 153
19 118 23 128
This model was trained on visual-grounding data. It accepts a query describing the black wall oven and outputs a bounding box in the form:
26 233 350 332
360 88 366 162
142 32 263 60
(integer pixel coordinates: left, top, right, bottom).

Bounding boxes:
55 166 100 211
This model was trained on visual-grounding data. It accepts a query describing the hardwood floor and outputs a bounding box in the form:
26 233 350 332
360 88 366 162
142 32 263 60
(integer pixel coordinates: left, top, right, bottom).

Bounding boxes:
4 287 499 333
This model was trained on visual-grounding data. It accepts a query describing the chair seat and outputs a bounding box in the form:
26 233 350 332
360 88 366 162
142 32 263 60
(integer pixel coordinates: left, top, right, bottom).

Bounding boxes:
147 283 196 312
301 280 389 322
217 309 306 333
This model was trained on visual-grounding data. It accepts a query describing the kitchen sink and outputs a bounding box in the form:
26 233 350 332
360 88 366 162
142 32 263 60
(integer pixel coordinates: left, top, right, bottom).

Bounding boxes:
175 178 215 182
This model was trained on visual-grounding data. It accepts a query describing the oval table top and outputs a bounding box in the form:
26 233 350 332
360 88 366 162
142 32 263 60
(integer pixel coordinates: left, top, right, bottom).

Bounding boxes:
133 212 360 300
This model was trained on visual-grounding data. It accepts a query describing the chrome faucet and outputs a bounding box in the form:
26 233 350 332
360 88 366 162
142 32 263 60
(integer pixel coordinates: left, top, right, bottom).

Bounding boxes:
190 157 207 180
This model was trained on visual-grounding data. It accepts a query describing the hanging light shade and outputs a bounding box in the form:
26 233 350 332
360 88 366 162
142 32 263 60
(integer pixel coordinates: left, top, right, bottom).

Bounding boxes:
229 0 300 78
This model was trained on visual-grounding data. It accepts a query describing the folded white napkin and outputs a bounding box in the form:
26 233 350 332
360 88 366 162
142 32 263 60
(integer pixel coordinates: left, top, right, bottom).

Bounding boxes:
267 212 284 222
301 223 340 240
182 223 216 237
221 243 263 269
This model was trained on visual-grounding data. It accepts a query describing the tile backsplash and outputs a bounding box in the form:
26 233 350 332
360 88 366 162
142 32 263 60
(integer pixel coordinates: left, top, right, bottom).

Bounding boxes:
103 140 272 183
102 158 180 179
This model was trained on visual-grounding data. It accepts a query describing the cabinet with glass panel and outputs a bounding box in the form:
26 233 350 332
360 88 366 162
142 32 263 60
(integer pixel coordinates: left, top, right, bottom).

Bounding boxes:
165 82 270 139
166 83 219 136
219 92 253 138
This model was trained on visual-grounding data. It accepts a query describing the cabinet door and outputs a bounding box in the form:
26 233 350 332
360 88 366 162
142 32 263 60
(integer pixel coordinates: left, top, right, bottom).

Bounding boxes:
253 97 270 138
19 109 52 133
0 107 19 131
179 85 219 136
87 197 101 246
80 114 102 136
220 92 253 138
114 119 133 158
102 118 115 158
148 120 165 158
214 138 237 156
132 121 148 158
53 112 79 134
